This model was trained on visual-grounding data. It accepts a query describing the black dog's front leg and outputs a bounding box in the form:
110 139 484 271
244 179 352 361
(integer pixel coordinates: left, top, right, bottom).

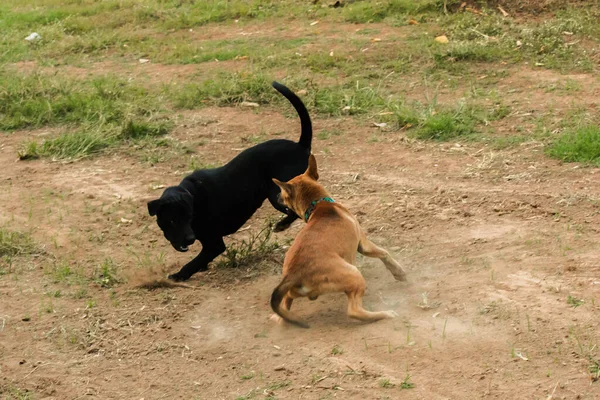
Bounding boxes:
168 237 226 281
268 188 299 232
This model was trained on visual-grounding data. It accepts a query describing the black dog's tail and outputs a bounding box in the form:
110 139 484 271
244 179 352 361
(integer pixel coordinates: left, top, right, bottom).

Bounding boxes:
272 81 312 150
270 278 310 329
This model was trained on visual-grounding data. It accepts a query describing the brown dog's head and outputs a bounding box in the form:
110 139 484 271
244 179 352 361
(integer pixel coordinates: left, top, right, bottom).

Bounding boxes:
273 154 329 219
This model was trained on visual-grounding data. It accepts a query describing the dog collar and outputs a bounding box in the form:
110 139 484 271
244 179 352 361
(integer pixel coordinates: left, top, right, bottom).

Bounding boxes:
304 197 335 222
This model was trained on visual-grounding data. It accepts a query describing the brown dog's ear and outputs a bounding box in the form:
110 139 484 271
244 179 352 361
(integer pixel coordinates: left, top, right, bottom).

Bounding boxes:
305 154 319 181
272 178 292 194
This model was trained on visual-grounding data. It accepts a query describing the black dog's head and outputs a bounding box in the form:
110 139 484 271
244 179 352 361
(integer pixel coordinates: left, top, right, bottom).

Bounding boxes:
147 187 196 252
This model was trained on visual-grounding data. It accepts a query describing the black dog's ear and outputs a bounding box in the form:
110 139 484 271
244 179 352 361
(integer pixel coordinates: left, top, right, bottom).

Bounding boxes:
180 191 193 205
147 199 161 216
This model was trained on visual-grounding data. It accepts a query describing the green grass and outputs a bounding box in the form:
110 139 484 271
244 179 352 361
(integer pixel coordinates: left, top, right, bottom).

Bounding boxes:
379 378 395 388
0 228 39 259
1 385 34 400
436 7 599 72
342 0 444 23
566 295 585 308
546 125 600 165
216 222 281 269
95 258 121 288
0 72 165 130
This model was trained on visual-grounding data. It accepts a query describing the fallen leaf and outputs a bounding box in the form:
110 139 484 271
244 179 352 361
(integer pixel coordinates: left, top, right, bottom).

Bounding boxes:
120 218 132 224
240 101 259 108
434 35 449 44
497 5 509 17
373 122 388 128
310 20 320 26
408 19 418 25
139 58 150 64
370 38 382 42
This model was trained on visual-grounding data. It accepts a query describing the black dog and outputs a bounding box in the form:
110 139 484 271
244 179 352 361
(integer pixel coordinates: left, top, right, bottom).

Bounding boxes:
147 82 312 281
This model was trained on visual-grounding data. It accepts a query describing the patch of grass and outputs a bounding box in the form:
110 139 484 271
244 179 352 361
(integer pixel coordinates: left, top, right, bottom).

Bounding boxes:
1 385 34 400
379 378 395 388
546 125 600 165
241 372 255 380
342 0 443 23
171 72 280 109
589 358 600 382
216 221 280 269
266 380 290 391
95 258 122 288
0 73 163 130
19 128 114 160
0 228 39 258
331 345 344 355
393 101 499 141
436 8 598 72
400 374 415 389
414 108 475 140
567 295 584 308
19 119 174 161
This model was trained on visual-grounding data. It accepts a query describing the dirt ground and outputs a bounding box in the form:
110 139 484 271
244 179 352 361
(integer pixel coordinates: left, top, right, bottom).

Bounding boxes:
2 52 600 400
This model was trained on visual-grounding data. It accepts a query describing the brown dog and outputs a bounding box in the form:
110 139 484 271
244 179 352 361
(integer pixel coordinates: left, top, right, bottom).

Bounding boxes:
271 155 407 328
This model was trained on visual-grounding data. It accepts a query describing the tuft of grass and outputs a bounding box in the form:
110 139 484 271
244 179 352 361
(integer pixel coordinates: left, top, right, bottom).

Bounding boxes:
216 222 280 269
0 73 164 130
546 125 600 165
240 372 255 380
343 0 443 23
171 73 279 109
19 128 114 160
379 378 395 388
567 295 584 308
400 374 415 389
589 358 600 382
331 345 344 355
95 258 122 288
436 8 598 72
18 119 174 161
0 228 39 259
121 120 172 140
1 385 33 400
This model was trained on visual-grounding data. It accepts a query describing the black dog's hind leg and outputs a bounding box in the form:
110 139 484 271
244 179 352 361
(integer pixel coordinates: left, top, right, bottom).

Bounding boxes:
168 237 226 281
267 188 299 232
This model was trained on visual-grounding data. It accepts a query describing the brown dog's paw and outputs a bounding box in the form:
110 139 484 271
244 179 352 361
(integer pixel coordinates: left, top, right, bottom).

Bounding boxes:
391 269 407 282
270 313 284 324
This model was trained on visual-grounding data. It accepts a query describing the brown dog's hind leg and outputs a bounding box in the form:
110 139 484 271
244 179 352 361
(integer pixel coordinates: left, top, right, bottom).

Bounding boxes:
270 293 296 324
358 233 407 281
344 273 397 322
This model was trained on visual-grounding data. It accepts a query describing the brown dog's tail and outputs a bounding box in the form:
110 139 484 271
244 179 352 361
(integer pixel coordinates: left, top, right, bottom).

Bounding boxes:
270 278 309 329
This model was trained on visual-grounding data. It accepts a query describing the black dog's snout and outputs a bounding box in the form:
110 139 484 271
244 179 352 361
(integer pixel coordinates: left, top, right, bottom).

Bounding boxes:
184 233 196 245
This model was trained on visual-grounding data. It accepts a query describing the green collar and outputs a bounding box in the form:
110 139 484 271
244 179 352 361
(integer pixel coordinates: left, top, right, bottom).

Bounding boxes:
304 197 335 222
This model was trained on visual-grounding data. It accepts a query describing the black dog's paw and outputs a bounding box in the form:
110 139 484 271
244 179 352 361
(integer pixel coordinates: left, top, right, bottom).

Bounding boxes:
168 272 190 282
273 221 292 232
